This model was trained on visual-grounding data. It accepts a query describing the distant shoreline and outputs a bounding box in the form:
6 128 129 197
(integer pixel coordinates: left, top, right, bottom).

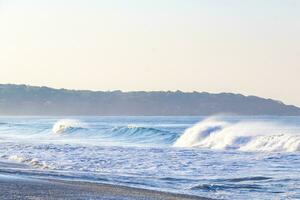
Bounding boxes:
0 84 300 116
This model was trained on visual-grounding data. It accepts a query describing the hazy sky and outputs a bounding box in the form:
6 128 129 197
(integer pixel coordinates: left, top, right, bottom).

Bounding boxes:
0 0 299 106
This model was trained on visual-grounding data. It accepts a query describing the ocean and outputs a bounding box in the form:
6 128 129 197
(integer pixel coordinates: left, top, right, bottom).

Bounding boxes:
0 116 299 199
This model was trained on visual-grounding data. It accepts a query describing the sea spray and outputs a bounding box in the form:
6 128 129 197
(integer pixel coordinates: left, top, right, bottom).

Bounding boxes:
173 118 300 152
173 117 227 147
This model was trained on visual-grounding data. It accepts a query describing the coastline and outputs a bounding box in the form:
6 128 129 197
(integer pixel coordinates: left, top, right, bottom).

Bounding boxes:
0 161 211 200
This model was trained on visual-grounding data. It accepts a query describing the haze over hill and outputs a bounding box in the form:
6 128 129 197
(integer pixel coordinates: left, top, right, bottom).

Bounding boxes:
0 84 299 116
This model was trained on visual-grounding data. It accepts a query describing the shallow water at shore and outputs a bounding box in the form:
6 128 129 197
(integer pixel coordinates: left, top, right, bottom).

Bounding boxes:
0 162 207 200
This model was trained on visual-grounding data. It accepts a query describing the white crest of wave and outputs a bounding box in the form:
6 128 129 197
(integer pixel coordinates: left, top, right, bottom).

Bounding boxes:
173 117 228 147
127 124 140 129
52 119 87 134
173 117 300 152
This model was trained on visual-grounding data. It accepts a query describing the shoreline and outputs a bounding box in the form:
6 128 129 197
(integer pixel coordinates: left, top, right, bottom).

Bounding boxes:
0 174 211 200
0 161 212 200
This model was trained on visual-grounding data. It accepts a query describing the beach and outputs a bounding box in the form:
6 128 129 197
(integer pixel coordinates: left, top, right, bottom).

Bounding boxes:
0 172 208 200
0 161 210 200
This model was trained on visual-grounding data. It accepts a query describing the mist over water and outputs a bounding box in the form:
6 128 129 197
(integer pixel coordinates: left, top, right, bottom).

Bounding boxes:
0 116 299 199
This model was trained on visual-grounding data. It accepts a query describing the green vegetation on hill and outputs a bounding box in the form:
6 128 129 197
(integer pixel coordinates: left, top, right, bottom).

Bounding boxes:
0 84 299 115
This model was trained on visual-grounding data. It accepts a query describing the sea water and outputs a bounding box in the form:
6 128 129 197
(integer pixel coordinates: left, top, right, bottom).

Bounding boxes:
0 116 299 199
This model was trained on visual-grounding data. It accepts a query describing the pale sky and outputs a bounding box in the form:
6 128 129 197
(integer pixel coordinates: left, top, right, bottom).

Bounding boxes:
0 0 300 106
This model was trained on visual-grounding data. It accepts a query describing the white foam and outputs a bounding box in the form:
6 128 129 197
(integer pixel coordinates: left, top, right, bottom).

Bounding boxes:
52 119 87 134
9 155 25 162
8 154 55 169
173 117 228 147
174 117 300 152
127 124 140 129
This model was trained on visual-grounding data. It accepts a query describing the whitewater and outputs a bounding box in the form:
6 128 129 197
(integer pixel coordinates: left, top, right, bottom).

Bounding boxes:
0 116 299 199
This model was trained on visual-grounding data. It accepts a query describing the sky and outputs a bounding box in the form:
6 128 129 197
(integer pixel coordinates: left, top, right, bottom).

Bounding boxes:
0 0 299 106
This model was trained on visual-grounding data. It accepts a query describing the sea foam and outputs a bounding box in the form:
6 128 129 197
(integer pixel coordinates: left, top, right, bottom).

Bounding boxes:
52 119 87 134
174 117 300 152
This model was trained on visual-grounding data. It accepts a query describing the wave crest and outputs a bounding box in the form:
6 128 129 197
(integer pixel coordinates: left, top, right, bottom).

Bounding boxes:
52 119 87 134
106 126 178 146
173 118 300 152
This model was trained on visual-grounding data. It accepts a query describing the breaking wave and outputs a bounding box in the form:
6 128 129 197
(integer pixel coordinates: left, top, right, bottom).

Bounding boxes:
36 118 300 152
173 118 300 152
52 119 88 134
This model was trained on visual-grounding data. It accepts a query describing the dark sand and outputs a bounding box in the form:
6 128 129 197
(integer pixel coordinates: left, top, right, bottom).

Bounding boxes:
0 162 212 200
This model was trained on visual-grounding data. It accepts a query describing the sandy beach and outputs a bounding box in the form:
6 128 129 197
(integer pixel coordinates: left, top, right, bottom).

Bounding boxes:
0 161 211 200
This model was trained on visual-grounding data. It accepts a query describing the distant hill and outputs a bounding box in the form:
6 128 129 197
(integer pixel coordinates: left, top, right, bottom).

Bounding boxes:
0 84 299 116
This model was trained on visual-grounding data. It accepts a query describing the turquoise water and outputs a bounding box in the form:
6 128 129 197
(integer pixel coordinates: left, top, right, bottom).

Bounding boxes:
0 116 299 199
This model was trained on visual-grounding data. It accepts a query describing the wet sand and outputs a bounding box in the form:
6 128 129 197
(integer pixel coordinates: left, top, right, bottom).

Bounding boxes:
0 162 212 200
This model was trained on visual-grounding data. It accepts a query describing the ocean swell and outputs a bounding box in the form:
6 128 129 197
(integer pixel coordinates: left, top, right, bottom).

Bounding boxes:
105 125 179 145
51 119 178 146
